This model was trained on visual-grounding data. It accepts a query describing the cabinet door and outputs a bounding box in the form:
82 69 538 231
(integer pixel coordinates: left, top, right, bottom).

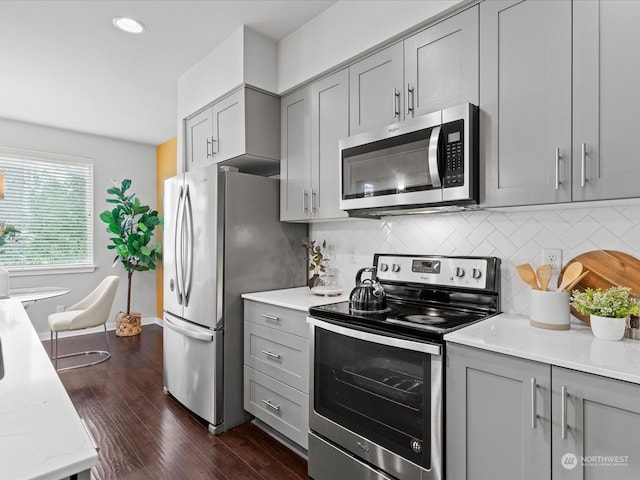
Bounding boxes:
552 367 640 479
404 5 479 118
310 69 349 220
212 89 244 163
280 87 311 221
480 0 571 207
447 344 550 480
185 107 214 171
573 1 640 201
349 42 404 135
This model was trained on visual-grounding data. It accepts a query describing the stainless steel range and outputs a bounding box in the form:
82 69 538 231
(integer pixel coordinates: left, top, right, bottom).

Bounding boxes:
307 254 501 480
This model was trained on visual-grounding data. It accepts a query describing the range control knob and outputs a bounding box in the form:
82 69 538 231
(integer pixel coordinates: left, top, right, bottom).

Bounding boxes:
392 264 401 273
471 268 482 279
455 267 465 278
379 263 389 272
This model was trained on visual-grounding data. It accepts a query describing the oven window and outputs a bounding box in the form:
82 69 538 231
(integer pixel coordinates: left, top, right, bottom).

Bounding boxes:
314 326 431 468
342 129 435 200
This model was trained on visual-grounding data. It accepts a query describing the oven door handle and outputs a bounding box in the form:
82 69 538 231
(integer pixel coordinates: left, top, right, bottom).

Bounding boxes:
307 317 442 356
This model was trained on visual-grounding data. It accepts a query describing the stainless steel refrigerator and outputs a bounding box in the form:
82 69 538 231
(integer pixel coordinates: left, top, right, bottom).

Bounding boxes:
162 167 307 433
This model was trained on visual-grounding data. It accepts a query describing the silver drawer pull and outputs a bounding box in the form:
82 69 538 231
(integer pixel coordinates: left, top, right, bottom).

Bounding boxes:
260 313 280 322
262 350 281 360
262 399 281 413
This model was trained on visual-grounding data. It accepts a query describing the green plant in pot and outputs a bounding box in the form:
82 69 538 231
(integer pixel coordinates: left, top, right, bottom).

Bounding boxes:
100 179 162 336
303 239 328 289
571 286 639 341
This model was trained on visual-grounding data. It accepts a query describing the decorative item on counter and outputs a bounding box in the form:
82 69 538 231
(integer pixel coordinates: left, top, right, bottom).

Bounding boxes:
570 286 640 341
303 238 329 289
100 179 162 336
311 267 343 296
530 289 570 330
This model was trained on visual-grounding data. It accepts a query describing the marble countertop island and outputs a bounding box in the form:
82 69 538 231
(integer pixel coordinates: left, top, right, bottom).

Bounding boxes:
0 298 98 479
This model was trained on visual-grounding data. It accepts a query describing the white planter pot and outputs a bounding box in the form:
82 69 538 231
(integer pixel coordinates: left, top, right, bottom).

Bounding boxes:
590 314 627 341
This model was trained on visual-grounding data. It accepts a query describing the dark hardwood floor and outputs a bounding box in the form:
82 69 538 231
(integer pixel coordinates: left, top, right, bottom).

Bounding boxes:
42 325 309 480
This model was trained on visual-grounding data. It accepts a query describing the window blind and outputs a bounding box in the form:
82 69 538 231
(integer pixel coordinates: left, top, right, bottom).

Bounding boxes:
0 147 94 271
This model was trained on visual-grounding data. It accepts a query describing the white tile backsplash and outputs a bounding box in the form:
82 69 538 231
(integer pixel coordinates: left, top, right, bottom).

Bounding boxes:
309 204 640 316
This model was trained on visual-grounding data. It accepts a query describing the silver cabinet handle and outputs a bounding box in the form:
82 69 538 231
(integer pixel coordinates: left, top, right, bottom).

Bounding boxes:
581 143 587 187
561 385 568 439
531 377 537 429
303 189 309 213
260 313 280 322
206 138 213 158
555 148 561 190
262 350 281 360
311 189 317 213
392 88 400 118
262 399 281 413
211 136 218 154
407 84 415 115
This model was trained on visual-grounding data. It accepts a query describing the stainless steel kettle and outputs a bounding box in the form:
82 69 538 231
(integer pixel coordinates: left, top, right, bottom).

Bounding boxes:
350 267 387 313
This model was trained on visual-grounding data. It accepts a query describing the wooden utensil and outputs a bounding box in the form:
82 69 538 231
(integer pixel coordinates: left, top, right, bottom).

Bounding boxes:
516 264 539 290
562 269 590 292
536 264 552 291
558 261 583 291
558 250 640 324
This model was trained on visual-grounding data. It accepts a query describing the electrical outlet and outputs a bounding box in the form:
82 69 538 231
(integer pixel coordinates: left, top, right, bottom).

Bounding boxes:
542 248 563 273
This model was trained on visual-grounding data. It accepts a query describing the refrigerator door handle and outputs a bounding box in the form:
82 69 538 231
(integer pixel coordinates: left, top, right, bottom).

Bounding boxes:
183 184 194 307
174 185 185 305
164 315 214 342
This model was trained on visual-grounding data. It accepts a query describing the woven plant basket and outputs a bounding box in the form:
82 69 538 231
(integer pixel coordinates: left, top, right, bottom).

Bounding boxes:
116 311 142 337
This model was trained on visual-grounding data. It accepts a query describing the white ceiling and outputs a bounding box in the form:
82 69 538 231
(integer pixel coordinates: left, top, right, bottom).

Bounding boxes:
0 0 336 146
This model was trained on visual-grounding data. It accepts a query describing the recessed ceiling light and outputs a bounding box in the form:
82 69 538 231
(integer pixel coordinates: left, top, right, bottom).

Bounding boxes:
112 16 145 34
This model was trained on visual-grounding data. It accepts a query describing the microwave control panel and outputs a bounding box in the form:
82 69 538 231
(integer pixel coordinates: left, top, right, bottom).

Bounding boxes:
442 119 464 188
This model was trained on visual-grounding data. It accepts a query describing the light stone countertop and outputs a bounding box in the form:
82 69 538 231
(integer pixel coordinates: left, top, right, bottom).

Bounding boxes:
241 286 350 312
444 313 640 385
0 298 98 479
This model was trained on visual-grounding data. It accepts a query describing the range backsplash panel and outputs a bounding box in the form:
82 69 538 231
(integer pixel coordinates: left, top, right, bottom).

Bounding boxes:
310 204 640 316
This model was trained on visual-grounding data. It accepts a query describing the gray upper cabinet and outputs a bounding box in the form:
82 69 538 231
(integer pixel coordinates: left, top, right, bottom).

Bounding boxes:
481 0 572 207
404 5 479 118
349 42 404 135
572 0 640 201
185 107 215 171
280 87 311 222
447 343 551 480
184 86 280 175
552 366 640 479
281 69 349 222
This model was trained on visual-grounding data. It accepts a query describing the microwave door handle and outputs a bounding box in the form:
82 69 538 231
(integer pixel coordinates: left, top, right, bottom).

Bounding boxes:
428 125 442 188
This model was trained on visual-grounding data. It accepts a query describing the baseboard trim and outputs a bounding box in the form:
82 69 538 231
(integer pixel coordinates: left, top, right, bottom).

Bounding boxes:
38 316 163 341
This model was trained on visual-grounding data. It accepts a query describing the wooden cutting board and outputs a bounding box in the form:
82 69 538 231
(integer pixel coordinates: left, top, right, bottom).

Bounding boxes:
558 250 640 324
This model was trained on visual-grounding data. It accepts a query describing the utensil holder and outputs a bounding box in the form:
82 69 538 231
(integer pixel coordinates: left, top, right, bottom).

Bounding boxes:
530 290 570 330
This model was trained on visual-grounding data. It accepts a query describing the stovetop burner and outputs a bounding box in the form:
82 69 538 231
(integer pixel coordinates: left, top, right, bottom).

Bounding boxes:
309 254 501 343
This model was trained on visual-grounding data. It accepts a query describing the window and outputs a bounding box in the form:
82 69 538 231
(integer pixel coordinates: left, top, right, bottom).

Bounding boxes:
0 147 94 274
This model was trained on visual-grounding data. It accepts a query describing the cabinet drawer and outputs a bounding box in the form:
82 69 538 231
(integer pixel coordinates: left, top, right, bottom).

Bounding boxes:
244 300 308 338
244 321 309 393
244 366 309 449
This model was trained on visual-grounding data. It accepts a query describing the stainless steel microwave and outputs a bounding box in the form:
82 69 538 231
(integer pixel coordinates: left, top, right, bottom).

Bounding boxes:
339 103 478 217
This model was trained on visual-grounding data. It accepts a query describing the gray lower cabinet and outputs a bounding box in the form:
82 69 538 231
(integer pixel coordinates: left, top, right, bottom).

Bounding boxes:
280 69 348 222
446 343 551 480
552 366 640 479
482 0 640 207
447 343 640 479
243 300 309 449
185 86 280 174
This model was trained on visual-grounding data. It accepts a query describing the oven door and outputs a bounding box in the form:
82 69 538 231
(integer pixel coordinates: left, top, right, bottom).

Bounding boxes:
339 110 444 212
308 317 442 480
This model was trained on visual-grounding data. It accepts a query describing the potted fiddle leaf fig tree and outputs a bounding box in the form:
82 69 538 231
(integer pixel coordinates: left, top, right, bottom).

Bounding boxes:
100 179 162 336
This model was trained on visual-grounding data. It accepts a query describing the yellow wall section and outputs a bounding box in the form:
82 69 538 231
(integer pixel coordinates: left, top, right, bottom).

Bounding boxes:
156 137 177 318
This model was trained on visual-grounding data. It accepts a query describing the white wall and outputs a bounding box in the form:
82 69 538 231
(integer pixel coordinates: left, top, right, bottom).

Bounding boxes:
0 117 158 337
278 0 463 93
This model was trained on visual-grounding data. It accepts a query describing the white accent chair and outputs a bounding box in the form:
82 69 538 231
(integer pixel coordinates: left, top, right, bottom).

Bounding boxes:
48 276 120 371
